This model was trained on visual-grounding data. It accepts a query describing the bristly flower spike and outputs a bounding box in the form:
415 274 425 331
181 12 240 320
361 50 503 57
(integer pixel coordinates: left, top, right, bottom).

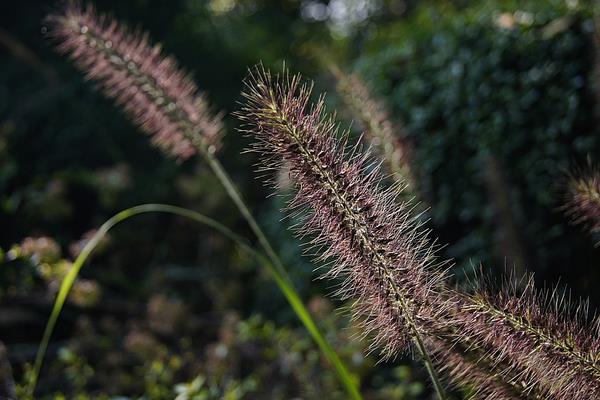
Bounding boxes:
329 64 416 191
452 276 600 399
238 66 449 398
46 2 223 159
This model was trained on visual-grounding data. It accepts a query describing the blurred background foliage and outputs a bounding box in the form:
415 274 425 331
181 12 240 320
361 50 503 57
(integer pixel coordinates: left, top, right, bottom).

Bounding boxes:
354 0 600 294
1 0 599 398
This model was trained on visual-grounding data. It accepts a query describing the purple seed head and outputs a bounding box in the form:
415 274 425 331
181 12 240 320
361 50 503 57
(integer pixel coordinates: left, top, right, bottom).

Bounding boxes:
446 275 600 399
238 66 448 358
331 66 415 190
46 2 223 159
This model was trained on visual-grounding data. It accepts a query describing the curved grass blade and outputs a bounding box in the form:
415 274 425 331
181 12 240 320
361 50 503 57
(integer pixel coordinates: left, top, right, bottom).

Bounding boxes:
27 204 361 400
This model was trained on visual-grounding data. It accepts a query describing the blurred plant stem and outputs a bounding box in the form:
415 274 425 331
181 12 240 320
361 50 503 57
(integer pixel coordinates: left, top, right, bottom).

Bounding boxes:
28 204 361 400
201 147 291 283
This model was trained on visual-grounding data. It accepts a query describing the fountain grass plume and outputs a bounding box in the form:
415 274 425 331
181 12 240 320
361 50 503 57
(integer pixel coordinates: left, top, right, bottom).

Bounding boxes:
237 66 449 397
414 272 600 399
44 0 292 284
46 2 223 159
444 274 600 399
329 64 416 190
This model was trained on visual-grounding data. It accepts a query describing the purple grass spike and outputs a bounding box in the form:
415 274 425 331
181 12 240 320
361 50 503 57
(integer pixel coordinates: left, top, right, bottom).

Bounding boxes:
46 2 223 160
237 66 450 396
329 65 416 191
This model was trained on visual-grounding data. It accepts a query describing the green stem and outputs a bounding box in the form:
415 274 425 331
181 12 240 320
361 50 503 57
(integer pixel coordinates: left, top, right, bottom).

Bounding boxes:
27 204 361 400
202 149 291 283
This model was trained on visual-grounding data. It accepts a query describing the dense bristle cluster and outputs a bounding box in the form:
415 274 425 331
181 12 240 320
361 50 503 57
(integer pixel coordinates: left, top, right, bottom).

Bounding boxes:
564 171 600 240
238 67 447 358
331 66 415 189
413 277 600 399
451 278 600 399
47 2 222 159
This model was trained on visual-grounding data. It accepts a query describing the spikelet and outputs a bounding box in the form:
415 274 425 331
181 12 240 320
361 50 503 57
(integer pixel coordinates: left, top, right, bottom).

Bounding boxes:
330 65 416 190
46 2 223 159
238 66 448 359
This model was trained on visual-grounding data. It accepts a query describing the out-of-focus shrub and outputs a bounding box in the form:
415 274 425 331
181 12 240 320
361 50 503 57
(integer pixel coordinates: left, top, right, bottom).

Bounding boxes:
355 1 600 294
